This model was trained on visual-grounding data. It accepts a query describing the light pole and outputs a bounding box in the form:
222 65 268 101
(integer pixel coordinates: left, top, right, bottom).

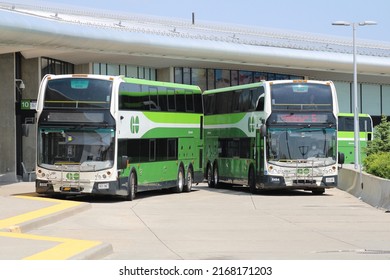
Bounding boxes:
332 21 377 172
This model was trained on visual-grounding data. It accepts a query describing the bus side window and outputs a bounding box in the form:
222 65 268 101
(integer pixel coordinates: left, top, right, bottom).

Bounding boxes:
185 91 195 112
239 90 251 112
232 90 241 113
194 93 203 113
158 87 168 111
149 87 160 111
203 94 215 115
256 94 264 111
167 89 176 111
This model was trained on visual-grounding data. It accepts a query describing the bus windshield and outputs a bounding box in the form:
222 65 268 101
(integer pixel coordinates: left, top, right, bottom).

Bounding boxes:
267 127 337 163
271 83 333 111
37 128 115 171
44 78 112 109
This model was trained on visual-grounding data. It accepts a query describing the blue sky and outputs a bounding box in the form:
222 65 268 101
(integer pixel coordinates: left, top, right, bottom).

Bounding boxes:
9 0 390 43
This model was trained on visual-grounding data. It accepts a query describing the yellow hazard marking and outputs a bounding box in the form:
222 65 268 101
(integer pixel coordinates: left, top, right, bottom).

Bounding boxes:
0 231 101 260
0 195 83 231
0 195 103 260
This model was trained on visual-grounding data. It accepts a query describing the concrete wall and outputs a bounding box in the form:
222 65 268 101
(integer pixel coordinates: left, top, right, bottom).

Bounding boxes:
157 67 173 82
21 57 40 174
75 63 91 74
338 166 390 211
0 53 17 182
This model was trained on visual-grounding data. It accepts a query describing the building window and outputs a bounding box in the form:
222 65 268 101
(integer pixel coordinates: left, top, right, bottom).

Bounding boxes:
174 67 303 90
207 69 215 90
191 68 207 91
215 69 230 88
239 71 253 84
92 63 157 80
41 57 74 77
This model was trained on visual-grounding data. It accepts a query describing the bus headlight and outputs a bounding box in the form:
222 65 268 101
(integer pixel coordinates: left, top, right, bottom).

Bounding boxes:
37 169 45 178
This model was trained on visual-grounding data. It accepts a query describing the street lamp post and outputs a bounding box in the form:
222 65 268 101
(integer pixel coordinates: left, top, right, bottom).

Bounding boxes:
332 21 377 174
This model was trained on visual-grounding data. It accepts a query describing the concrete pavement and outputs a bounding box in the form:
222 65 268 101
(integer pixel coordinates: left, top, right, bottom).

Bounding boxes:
2 180 390 260
0 182 112 259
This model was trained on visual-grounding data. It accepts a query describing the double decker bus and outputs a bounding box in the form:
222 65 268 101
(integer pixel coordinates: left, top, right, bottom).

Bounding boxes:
35 74 204 200
338 113 373 164
203 80 343 195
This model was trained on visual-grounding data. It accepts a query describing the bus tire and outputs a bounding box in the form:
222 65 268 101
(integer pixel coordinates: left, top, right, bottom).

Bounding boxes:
213 163 219 188
183 166 193 192
174 165 184 193
248 167 257 194
127 171 137 201
207 163 215 188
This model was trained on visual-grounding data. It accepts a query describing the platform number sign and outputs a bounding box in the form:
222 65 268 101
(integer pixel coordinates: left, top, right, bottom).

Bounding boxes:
21 99 37 110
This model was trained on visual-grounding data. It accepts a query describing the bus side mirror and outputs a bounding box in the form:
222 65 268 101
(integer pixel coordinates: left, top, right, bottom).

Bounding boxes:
260 124 267 138
120 156 128 170
338 152 345 165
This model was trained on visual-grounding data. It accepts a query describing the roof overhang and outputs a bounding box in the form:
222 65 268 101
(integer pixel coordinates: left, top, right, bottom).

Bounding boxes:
1 7 390 82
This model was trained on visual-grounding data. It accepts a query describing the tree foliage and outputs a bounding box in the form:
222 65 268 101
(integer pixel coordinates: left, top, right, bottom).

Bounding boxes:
363 115 390 179
363 152 390 179
365 115 390 156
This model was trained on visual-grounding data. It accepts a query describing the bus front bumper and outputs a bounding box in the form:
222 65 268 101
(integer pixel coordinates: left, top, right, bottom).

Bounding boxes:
258 175 338 190
35 179 125 196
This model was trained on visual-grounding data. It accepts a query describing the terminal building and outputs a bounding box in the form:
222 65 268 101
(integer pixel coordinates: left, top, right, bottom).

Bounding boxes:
1 3 390 182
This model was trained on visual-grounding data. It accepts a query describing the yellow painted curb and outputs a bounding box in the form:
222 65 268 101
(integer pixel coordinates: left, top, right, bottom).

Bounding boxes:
0 196 83 231
0 195 106 259
0 231 102 260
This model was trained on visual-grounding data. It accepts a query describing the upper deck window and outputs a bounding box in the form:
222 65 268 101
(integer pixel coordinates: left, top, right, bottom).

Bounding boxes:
44 78 112 109
271 83 333 111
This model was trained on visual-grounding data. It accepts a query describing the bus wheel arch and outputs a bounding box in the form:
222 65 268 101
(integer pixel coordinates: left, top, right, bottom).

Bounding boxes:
183 164 193 192
127 169 137 201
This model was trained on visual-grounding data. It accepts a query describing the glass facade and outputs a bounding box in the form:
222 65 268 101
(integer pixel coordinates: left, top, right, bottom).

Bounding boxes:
38 59 390 126
332 81 390 126
41 57 74 77
174 67 303 91
93 63 156 80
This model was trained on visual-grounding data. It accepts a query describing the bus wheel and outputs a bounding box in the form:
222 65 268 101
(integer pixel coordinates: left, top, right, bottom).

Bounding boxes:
213 164 219 188
127 171 137 201
174 165 184 193
207 164 215 188
183 167 193 192
312 188 325 195
248 167 257 194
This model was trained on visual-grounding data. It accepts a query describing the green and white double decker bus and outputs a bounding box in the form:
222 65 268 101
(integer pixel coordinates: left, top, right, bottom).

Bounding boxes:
203 80 343 194
338 113 373 164
35 74 203 200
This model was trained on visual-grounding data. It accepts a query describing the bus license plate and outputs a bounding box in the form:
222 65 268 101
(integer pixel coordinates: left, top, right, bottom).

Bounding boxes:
98 183 109 190
326 177 335 183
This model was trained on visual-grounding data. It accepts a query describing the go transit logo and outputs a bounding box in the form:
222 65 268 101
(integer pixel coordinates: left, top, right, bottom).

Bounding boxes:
130 116 140 134
248 116 255 133
297 168 310 175
66 173 80 180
